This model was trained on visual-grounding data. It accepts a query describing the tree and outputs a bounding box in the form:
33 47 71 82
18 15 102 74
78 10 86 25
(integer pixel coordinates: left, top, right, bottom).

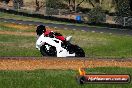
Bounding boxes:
129 0 132 11
12 0 23 9
46 0 65 9
0 0 10 4
88 0 95 7
68 0 95 12
88 4 106 23
0 0 9 9
115 0 131 16
35 0 46 12
113 0 132 26
68 0 75 11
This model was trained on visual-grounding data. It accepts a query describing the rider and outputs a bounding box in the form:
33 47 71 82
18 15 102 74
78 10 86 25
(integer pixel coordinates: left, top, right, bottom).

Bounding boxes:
36 25 73 53
36 25 51 38
36 25 70 41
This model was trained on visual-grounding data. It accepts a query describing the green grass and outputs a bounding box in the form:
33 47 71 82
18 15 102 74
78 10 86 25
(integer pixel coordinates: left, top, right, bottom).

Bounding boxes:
0 22 132 58
58 29 132 58
0 34 41 57
0 22 41 57
0 67 131 88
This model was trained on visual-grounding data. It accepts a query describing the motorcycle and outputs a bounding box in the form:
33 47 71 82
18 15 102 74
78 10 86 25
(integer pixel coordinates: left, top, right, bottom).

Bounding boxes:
36 32 85 57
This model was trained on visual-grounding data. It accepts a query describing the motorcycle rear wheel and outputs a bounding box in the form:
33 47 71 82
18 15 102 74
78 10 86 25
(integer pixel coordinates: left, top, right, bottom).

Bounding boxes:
74 45 85 57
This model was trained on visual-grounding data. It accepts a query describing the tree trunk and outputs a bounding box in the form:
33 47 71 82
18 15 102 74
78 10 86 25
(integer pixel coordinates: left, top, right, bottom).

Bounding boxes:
129 0 132 11
68 0 75 11
13 0 23 9
88 0 95 7
35 0 40 11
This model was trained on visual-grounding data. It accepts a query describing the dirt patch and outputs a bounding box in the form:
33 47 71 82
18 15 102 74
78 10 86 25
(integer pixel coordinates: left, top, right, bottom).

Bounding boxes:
0 23 60 36
0 30 35 36
0 57 131 70
2 23 35 30
1 22 59 31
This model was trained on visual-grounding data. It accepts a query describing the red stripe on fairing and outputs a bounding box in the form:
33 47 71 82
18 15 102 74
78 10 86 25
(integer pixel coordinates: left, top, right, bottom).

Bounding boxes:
55 36 65 41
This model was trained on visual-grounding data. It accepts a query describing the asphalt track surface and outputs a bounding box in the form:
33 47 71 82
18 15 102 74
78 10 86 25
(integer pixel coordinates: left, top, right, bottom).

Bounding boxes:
0 18 132 35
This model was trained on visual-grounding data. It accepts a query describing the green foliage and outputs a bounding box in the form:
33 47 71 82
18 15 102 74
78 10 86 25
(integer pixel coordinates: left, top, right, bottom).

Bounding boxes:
116 0 132 16
46 0 67 9
114 0 132 25
88 5 106 23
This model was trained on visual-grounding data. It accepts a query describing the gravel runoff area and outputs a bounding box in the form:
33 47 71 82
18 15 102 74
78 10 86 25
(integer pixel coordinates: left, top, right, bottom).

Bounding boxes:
0 57 132 70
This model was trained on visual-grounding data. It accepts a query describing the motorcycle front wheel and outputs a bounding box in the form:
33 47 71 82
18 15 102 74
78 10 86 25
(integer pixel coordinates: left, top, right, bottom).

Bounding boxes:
40 44 57 56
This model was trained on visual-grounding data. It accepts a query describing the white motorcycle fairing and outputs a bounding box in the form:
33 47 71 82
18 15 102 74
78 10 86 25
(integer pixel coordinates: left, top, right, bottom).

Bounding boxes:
36 34 75 57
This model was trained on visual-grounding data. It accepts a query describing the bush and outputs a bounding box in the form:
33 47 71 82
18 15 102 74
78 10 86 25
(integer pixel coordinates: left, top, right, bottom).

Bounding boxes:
88 5 106 24
116 0 132 16
46 0 67 9
114 0 132 26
